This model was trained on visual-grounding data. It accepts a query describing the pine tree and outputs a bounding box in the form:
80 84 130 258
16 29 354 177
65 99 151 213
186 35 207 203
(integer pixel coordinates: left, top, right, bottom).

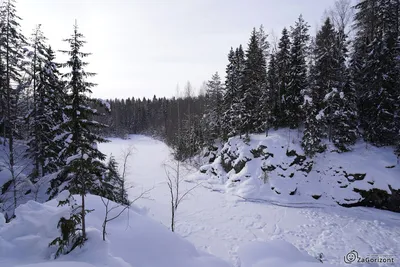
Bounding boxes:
286 15 310 129
49 22 109 254
275 28 291 127
240 28 267 134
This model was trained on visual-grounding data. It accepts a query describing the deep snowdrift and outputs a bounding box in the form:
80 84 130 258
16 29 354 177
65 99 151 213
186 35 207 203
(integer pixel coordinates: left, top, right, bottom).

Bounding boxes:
0 194 332 267
197 129 400 211
0 194 231 267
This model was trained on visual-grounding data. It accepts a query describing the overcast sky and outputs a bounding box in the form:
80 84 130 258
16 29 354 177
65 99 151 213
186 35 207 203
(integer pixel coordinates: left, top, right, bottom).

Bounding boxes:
18 0 342 99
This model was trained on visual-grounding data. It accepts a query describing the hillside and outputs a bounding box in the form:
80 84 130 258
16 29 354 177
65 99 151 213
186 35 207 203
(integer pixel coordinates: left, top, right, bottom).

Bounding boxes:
196 129 400 212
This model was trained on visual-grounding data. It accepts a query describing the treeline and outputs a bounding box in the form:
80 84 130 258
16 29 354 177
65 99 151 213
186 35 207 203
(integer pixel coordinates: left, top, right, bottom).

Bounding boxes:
102 0 400 160
0 0 127 257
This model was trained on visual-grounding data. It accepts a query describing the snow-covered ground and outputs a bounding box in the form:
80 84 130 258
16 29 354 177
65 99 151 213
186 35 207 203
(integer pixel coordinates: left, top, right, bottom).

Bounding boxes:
1 135 337 267
197 129 400 208
0 194 231 267
99 135 400 266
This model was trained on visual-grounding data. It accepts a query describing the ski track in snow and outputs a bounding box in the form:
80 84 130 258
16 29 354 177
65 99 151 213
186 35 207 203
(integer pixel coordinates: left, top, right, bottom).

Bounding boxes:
99 135 400 266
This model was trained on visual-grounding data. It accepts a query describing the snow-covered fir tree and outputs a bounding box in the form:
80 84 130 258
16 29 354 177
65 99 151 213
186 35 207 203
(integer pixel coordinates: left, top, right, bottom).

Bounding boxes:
330 30 358 151
25 26 66 181
286 15 310 129
103 155 129 205
49 22 111 254
274 27 291 127
222 45 245 138
302 96 323 157
240 28 267 134
0 0 28 216
267 49 279 127
353 0 400 146
313 18 338 139
203 72 224 145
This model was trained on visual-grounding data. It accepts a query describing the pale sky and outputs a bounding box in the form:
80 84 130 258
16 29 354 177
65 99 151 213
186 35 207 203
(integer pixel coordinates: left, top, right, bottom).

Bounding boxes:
18 0 341 99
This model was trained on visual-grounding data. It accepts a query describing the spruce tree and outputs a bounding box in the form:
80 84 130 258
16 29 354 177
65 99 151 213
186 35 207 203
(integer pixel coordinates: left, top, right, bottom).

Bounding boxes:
267 49 279 127
313 18 337 139
25 26 65 181
354 0 400 146
222 45 245 138
286 15 310 129
240 28 267 134
49 22 109 255
330 30 358 151
0 0 27 216
35 46 66 174
203 72 224 144
104 155 128 205
302 96 323 157
275 28 291 127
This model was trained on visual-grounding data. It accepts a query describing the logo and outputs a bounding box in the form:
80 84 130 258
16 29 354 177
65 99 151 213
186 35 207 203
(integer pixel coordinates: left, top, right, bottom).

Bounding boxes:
344 250 396 264
344 250 359 264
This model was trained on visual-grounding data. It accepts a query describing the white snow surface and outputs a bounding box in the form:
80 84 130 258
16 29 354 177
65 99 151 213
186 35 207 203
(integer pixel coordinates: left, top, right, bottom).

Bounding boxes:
97 135 400 266
1 135 399 267
197 129 400 206
0 195 231 267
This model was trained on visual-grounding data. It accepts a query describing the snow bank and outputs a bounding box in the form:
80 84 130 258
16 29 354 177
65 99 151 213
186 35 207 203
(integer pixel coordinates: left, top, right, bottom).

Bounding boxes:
196 129 400 211
0 194 231 267
0 193 345 267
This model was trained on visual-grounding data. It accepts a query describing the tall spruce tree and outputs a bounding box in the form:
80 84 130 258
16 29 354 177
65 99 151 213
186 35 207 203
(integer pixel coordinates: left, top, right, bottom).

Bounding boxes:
330 30 358 151
302 48 324 157
267 49 279 127
302 96 323 157
354 0 400 146
240 28 267 134
203 72 224 144
286 15 310 129
222 45 245 138
0 0 27 216
25 25 49 181
49 22 109 255
275 27 291 127
313 18 338 139
34 46 66 175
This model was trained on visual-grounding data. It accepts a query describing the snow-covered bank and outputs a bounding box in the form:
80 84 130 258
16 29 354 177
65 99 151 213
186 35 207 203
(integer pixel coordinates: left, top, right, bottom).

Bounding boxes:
0 194 231 267
98 135 400 266
196 129 400 211
0 193 335 267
